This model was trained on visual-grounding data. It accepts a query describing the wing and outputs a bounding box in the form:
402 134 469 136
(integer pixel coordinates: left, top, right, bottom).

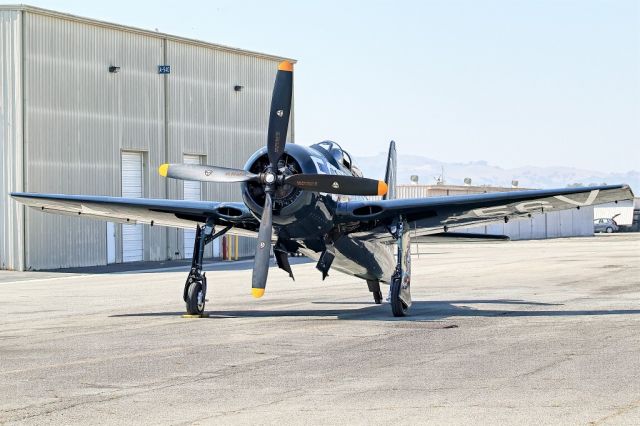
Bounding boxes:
337 184 634 242
11 193 260 237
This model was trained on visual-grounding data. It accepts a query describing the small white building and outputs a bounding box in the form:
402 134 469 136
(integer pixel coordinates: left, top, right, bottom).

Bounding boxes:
594 200 635 225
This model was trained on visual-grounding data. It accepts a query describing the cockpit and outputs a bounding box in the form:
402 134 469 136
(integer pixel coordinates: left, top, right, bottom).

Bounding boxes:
311 140 362 177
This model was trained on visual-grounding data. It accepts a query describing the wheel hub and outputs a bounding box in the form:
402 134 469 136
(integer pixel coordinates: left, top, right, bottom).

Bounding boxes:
197 289 204 310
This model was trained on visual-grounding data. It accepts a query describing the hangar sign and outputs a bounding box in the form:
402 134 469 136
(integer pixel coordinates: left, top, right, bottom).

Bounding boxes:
158 65 171 74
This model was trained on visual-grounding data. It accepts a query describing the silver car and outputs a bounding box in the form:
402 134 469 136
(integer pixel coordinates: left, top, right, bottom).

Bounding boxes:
594 217 619 233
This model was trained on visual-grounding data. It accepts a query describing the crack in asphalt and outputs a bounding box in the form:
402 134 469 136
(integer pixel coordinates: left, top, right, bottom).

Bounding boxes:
589 398 640 425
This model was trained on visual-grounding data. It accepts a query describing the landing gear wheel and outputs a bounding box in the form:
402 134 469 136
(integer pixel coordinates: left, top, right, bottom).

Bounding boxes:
373 290 383 305
186 281 205 315
390 277 408 317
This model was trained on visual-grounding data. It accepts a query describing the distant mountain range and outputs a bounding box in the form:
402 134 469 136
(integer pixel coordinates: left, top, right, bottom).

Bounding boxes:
355 153 640 192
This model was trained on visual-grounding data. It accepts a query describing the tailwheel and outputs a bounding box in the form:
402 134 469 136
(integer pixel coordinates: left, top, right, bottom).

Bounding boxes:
390 277 408 317
186 279 206 315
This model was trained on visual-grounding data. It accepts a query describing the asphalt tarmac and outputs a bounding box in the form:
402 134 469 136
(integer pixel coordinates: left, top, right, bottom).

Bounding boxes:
1 234 639 425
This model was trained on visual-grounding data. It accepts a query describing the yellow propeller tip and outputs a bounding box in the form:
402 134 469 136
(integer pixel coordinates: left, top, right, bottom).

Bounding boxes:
278 61 293 72
377 181 388 196
158 164 169 177
252 288 265 298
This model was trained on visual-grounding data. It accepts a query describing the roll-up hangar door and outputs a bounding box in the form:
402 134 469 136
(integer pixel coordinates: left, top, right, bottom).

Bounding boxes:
183 155 202 259
121 152 144 262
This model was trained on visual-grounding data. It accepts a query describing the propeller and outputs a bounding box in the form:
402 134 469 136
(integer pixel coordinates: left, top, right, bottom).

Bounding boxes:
267 61 293 167
158 164 258 183
251 192 273 298
247 61 293 298
284 174 387 196
159 164 387 196
158 60 388 298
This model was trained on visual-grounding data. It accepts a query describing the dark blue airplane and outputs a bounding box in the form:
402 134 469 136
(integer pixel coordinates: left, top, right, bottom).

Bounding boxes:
12 61 634 317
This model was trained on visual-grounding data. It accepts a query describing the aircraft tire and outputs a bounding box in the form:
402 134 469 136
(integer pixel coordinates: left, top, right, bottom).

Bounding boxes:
390 277 408 317
186 281 205 315
373 291 383 304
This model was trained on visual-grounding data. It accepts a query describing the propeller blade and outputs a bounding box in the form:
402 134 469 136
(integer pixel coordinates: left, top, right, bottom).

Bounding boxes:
158 164 258 183
267 61 293 167
284 174 388 196
251 192 273 298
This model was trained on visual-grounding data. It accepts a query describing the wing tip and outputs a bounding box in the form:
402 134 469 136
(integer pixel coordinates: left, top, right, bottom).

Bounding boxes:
252 288 265 298
158 164 169 177
623 184 635 198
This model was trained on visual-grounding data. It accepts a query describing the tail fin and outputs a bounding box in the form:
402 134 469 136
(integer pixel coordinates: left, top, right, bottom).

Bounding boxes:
383 140 397 200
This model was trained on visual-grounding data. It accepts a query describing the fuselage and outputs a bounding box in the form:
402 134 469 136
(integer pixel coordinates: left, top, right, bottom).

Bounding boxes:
240 141 395 284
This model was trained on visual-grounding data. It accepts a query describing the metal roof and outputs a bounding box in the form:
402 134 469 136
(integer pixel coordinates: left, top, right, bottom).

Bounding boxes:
0 4 296 63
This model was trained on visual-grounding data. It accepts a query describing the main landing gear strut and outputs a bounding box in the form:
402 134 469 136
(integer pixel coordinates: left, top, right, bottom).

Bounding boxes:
389 216 412 317
183 220 229 315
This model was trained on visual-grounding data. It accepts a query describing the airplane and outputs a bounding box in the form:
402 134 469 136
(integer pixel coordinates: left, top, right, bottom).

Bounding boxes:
11 61 634 317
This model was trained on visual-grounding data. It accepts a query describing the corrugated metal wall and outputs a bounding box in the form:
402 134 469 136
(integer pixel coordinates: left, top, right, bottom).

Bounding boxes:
8 9 287 269
476 206 594 240
396 184 523 199
165 41 285 258
0 10 24 271
23 13 165 269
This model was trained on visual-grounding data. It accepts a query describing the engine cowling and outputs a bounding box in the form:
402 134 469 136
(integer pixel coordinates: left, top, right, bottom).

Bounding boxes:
242 144 326 227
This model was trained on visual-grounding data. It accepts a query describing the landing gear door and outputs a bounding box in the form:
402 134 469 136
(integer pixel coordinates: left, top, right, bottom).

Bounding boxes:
397 219 412 307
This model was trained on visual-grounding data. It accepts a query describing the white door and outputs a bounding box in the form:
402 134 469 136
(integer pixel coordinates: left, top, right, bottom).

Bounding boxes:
121 151 144 262
183 155 201 259
106 222 116 263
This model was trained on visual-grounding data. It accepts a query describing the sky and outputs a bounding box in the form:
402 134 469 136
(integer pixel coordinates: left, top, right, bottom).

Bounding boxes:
6 0 640 173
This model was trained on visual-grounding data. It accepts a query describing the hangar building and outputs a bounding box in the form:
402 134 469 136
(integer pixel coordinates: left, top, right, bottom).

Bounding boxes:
0 5 294 271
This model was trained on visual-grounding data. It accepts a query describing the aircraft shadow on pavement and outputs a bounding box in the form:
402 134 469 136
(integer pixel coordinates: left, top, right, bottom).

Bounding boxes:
41 258 311 275
110 299 640 322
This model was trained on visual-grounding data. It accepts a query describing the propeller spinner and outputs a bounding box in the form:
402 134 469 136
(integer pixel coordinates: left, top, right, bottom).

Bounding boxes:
159 61 387 298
